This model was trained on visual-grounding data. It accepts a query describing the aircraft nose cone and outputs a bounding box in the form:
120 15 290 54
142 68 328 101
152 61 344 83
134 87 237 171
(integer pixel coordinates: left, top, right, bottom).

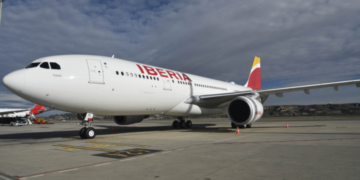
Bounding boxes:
2 70 24 93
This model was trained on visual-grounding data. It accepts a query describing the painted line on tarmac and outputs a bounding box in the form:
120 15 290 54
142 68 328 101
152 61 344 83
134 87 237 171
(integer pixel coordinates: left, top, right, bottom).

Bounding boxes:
18 174 44 179
120 158 136 162
0 172 17 180
17 135 255 178
0 175 11 180
143 154 155 157
59 168 78 173
94 163 111 167
212 137 360 145
54 144 117 152
85 141 149 148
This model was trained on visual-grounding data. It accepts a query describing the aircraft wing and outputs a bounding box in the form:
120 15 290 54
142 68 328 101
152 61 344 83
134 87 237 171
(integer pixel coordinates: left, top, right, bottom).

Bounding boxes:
0 109 27 115
257 79 360 96
185 91 254 108
186 79 360 108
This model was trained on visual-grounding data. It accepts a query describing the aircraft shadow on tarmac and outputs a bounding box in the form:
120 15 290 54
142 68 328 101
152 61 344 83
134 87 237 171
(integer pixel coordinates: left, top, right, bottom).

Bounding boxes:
0 124 338 140
0 124 218 140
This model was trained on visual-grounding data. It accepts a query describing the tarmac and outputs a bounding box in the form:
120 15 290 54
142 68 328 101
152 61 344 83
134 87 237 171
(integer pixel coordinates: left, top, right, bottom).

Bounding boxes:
0 118 360 180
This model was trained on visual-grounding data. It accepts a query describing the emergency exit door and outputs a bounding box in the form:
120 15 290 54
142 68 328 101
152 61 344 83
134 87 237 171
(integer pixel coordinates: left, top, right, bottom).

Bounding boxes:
86 59 105 84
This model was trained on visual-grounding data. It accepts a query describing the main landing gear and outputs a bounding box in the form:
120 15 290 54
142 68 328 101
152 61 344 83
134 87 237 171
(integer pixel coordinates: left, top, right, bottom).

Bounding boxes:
231 122 252 129
173 117 192 129
79 113 96 139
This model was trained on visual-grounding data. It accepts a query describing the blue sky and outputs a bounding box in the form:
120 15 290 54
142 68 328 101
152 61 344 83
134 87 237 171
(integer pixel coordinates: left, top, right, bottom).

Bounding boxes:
0 0 360 116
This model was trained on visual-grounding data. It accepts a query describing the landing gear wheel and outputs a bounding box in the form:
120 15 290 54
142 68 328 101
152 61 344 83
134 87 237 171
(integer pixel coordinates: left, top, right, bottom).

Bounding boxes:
179 120 186 128
79 127 87 139
86 127 96 139
240 125 246 128
231 122 237 128
246 124 252 128
185 120 192 128
172 121 180 129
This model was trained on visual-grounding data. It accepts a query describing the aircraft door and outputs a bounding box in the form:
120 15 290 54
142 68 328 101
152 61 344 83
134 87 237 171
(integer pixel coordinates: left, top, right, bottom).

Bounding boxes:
86 59 105 84
163 78 172 91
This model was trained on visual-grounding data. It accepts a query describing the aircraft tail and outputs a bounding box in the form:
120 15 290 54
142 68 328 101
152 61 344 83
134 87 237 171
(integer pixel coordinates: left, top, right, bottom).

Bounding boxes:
29 104 46 115
244 56 261 90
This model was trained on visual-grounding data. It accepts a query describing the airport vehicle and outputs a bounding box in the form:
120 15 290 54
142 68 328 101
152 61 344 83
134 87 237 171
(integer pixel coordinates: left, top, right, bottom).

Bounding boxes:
0 117 28 126
0 104 46 124
3 55 360 139
10 117 28 126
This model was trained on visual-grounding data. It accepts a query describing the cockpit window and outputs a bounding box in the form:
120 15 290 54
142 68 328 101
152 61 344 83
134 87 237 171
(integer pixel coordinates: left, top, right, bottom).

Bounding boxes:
25 63 40 69
40 62 50 69
50 62 61 70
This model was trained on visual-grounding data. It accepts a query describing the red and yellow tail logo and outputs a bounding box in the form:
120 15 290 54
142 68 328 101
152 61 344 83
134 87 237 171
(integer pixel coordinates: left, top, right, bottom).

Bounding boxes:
245 56 261 90
29 104 46 115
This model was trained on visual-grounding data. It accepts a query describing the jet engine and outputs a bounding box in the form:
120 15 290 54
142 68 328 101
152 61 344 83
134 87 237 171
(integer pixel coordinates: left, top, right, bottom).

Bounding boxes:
114 115 148 125
227 96 263 125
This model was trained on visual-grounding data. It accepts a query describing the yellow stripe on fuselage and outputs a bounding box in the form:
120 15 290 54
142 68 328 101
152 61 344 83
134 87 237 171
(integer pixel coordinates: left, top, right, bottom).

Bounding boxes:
251 56 261 69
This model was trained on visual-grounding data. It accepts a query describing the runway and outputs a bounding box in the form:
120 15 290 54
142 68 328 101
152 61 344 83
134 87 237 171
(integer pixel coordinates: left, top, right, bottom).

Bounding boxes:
0 119 360 180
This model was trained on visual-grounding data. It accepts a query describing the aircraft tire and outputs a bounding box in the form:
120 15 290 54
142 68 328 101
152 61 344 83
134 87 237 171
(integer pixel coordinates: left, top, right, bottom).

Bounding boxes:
246 124 252 128
79 127 87 139
179 120 186 128
86 127 96 139
172 121 179 129
185 120 192 128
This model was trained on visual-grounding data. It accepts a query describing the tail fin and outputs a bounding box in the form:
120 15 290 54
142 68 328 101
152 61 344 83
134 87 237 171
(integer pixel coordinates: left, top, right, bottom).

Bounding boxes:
29 104 46 115
245 56 261 90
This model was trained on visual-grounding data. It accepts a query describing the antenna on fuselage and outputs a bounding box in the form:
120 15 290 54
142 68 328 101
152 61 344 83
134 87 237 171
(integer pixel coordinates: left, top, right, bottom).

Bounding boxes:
111 55 115 58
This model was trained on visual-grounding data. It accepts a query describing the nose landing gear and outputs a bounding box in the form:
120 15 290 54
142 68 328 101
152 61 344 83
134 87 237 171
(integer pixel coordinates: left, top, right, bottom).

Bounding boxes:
79 113 96 139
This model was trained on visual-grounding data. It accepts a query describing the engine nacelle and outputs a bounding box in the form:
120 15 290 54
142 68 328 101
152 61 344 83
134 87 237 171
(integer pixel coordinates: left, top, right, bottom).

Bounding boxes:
114 115 147 125
227 96 263 125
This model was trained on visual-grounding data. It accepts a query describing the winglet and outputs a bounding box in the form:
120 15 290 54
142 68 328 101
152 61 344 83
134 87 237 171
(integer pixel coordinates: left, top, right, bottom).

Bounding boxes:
244 56 261 90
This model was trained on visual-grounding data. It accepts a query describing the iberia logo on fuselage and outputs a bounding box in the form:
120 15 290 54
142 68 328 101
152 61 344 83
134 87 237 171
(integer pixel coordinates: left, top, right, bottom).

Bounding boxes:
136 64 192 82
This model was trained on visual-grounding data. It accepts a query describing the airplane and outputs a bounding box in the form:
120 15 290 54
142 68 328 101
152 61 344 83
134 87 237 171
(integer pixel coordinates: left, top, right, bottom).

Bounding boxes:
2 55 360 139
0 104 46 124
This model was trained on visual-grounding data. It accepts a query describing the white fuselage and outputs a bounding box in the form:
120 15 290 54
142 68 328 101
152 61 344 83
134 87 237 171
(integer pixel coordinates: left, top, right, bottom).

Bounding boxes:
3 55 251 116
0 109 29 117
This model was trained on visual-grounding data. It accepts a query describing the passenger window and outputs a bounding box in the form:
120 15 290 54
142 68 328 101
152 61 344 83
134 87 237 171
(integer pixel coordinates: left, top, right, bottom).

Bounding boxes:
157 77 159 81
50 62 61 70
121 72 124 76
25 62 40 69
40 62 50 69
126 72 129 76
135 73 137 78
146 76 149 79
116 71 119 75
131 73 133 77
150 76 153 80
143 75 145 79
139 74 141 78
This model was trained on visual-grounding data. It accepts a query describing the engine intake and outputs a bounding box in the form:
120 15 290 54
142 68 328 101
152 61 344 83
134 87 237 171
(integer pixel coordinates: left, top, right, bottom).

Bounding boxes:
227 96 263 125
114 115 147 125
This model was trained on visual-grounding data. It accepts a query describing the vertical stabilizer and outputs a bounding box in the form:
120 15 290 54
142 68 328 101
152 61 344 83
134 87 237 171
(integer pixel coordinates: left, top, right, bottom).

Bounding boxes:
244 56 261 90
29 104 46 115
